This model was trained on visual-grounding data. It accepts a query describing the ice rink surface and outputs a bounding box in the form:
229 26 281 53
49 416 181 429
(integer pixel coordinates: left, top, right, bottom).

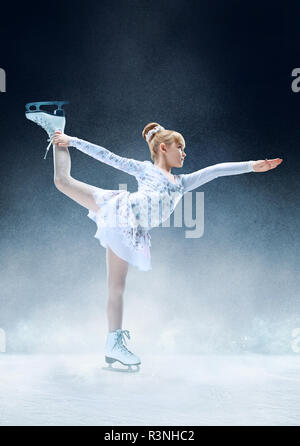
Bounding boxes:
0 354 299 426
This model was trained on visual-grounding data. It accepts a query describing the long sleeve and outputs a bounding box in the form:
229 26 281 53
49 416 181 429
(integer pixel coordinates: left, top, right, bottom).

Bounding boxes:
181 161 255 193
69 137 145 178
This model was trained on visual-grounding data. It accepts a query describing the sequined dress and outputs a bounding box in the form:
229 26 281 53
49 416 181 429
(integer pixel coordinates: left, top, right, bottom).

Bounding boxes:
69 137 255 271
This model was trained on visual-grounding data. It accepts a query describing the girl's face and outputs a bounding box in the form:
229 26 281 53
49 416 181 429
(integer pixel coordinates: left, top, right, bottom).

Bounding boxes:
166 140 186 168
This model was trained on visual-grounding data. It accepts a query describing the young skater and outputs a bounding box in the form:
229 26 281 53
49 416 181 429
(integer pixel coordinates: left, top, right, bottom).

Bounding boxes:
26 106 282 371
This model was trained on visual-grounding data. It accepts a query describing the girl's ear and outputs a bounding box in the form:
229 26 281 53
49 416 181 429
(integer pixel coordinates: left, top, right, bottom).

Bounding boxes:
160 143 166 152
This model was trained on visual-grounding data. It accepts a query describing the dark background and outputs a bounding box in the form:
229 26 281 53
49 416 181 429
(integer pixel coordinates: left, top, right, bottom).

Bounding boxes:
0 0 299 354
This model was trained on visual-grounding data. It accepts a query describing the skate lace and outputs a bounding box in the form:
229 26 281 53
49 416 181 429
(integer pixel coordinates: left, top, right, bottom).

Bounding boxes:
114 330 134 356
30 115 55 160
33 115 54 138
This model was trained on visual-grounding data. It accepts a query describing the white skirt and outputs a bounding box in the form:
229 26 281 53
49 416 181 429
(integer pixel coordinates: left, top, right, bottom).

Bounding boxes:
87 186 152 272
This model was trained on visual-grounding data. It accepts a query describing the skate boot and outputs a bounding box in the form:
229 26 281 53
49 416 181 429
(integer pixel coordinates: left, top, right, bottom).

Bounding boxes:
25 101 69 160
103 329 141 373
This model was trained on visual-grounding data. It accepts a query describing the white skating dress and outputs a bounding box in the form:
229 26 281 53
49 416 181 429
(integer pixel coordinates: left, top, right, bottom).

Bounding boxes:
69 137 255 271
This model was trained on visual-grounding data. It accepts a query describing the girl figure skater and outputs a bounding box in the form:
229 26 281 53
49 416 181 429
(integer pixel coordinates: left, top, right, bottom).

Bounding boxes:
25 107 282 371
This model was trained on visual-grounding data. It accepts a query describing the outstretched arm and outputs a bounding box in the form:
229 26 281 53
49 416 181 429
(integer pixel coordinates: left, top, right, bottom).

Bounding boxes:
181 158 283 193
52 131 145 178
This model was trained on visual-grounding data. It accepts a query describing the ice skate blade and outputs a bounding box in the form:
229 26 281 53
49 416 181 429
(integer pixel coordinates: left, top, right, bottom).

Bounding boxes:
102 364 140 373
25 101 69 116
103 356 140 373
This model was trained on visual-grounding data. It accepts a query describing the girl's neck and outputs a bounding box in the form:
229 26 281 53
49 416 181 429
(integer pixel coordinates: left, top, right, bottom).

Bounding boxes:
154 160 171 173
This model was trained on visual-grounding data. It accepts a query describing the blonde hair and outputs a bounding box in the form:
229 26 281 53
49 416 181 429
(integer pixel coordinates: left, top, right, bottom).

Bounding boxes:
142 122 185 162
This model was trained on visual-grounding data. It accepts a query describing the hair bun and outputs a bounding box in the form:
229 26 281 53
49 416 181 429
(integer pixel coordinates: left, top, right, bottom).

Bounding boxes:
142 122 162 142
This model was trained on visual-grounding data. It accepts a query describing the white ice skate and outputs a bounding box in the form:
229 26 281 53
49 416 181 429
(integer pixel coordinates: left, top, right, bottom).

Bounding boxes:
103 329 141 373
25 101 69 160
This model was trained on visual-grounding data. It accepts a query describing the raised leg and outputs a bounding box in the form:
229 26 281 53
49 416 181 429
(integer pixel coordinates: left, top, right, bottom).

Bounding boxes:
106 245 129 332
53 144 99 212
53 144 129 332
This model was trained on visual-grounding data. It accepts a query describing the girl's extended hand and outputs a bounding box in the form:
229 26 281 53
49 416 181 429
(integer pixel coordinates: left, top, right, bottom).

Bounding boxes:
253 158 283 172
52 130 71 148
